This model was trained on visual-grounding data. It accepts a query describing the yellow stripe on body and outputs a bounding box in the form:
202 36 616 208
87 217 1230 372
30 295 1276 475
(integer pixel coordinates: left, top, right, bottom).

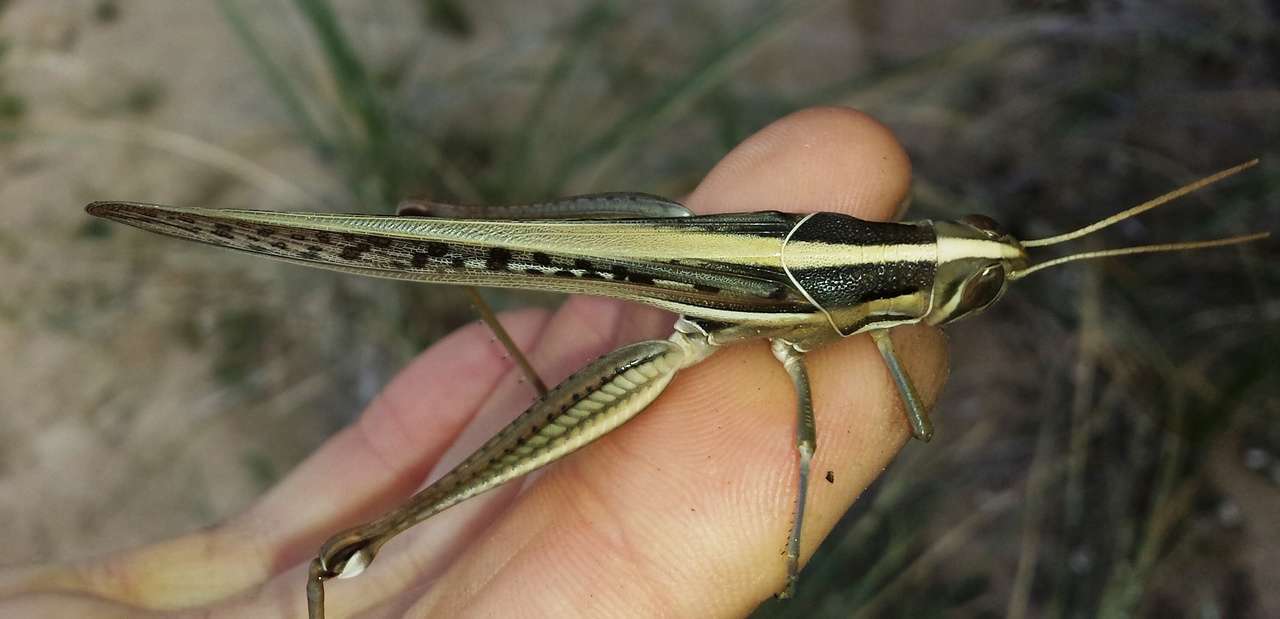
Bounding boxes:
780 237 1019 270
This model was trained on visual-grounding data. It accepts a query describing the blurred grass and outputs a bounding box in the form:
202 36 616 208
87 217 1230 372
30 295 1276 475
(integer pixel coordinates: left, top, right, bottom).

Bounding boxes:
15 0 1275 616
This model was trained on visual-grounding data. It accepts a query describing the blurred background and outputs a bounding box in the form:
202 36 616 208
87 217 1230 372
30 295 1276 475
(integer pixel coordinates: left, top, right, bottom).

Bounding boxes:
1 0 1277 616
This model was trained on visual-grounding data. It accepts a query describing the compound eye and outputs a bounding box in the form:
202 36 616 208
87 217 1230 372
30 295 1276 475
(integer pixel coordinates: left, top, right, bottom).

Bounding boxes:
960 214 1003 237
957 264 1006 317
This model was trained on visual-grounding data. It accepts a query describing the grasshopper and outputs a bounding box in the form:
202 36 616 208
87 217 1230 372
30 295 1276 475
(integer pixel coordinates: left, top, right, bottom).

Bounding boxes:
86 159 1265 618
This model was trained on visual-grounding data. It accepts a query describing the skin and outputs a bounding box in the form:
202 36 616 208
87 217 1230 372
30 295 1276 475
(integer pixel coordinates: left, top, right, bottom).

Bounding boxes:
0 107 948 618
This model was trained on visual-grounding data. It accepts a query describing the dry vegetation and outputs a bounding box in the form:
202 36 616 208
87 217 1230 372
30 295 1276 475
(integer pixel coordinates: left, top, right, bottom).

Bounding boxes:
0 0 1276 616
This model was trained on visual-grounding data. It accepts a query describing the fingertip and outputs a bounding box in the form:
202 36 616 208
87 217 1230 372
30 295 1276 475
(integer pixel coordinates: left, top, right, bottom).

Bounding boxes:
687 106 911 221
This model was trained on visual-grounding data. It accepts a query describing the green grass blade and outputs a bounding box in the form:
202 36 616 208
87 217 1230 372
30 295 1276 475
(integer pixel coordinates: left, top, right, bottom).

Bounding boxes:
796 20 1041 109
217 0 332 154
499 0 619 195
545 0 829 193
290 0 400 204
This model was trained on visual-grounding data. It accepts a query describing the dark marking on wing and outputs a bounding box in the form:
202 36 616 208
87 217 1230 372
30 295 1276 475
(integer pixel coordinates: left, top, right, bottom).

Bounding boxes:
340 243 371 260
487 247 512 271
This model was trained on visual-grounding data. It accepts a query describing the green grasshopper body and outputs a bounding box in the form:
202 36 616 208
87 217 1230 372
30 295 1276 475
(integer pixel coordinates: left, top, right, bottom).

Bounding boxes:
86 160 1264 619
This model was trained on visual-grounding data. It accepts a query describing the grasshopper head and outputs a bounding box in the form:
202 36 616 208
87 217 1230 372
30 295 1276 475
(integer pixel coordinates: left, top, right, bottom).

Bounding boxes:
923 159 1268 327
923 215 1029 326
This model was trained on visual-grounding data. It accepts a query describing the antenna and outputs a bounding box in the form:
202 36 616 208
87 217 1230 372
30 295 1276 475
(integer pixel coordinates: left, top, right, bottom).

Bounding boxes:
1021 159 1259 248
1009 232 1269 280
1008 159 1268 280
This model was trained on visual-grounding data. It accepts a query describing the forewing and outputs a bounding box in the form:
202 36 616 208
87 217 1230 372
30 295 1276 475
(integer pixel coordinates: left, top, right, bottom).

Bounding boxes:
86 202 816 318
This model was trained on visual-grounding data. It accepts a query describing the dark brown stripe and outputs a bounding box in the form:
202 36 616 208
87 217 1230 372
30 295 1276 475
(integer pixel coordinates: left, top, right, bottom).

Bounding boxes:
790 261 934 310
789 213 933 247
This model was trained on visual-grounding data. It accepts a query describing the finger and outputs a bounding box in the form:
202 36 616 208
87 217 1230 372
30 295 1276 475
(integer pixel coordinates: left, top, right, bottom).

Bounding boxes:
411 107 949 616
688 106 912 218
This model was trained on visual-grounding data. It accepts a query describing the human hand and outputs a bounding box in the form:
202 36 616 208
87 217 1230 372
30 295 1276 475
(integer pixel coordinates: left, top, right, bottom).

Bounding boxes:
0 107 948 618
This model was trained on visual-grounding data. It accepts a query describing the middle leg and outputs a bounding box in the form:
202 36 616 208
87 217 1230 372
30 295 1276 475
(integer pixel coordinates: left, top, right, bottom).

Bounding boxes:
769 338 816 599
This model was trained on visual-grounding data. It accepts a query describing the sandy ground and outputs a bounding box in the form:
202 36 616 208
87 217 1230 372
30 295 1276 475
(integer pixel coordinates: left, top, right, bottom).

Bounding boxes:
1 1 342 561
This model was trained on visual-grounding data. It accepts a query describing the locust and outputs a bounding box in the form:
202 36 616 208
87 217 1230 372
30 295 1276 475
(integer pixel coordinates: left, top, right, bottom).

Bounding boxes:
86 159 1266 618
